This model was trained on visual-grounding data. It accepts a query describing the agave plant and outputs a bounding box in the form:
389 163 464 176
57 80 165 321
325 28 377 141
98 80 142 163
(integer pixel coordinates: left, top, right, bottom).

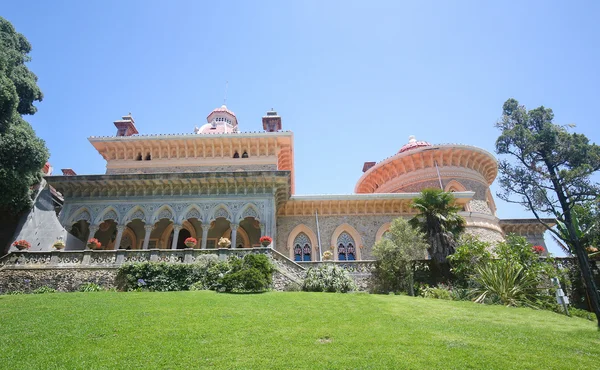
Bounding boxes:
472 261 541 308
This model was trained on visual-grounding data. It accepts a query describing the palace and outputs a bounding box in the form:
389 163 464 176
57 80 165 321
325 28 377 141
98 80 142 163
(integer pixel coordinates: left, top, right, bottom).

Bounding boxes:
9 105 550 261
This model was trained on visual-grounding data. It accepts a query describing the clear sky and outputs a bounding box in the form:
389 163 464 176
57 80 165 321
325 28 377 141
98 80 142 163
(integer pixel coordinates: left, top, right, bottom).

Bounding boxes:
3 1 599 255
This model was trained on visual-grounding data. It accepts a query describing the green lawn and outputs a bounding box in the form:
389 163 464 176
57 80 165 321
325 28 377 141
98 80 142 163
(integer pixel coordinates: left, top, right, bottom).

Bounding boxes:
0 291 598 369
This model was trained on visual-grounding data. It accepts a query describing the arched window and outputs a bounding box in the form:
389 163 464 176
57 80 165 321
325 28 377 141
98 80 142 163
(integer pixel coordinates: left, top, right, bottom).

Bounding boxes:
337 232 356 261
233 151 240 158
293 232 311 261
136 153 142 161
242 151 249 158
145 153 151 160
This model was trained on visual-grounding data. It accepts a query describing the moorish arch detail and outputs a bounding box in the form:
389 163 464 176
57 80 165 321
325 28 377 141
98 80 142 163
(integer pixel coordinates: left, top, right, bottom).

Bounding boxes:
444 180 467 193
124 206 147 224
293 232 312 261
336 232 357 261
153 205 176 223
68 207 92 225
287 224 318 260
375 222 392 242
95 207 120 225
211 205 233 222
330 223 362 261
237 203 261 222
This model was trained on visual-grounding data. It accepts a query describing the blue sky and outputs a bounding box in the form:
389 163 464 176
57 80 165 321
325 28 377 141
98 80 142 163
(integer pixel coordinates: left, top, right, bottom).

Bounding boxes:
3 1 599 255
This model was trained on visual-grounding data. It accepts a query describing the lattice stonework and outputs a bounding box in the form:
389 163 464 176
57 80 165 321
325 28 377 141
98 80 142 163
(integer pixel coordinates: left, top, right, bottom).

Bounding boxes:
214 208 230 220
337 231 356 261
102 210 118 222
157 208 174 221
242 206 259 220
130 209 145 222
293 232 312 262
72 210 91 223
185 208 201 220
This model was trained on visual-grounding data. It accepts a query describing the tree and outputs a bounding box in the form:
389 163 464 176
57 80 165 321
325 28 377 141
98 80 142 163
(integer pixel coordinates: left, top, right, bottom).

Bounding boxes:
0 16 48 215
372 217 428 295
495 98 600 326
409 188 465 274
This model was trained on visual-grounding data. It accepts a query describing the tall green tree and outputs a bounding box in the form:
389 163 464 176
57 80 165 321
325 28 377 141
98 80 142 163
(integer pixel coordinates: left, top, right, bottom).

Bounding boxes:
0 16 48 215
372 217 428 295
495 98 600 325
409 189 465 271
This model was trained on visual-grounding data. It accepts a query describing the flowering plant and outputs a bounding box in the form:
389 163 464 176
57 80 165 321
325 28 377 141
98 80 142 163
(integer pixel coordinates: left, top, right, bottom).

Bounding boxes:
87 238 102 250
184 237 197 248
532 245 545 254
259 236 273 246
13 240 31 250
218 237 231 248
322 251 333 260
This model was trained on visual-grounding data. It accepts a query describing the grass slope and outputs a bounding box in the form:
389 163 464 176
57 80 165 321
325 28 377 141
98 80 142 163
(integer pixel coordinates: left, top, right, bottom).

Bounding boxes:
0 291 598 369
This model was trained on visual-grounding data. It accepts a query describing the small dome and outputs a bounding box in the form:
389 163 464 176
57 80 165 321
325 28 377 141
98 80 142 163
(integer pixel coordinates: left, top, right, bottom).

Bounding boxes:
207 104 237 119
195 122 236 134
399 135 432 153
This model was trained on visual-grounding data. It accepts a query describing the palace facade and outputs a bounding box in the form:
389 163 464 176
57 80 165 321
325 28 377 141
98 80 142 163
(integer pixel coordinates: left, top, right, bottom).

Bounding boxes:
10 105 550 260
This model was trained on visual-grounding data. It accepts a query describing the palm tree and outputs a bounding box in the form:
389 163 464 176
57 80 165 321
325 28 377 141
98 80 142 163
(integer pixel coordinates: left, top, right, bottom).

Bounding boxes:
409 189 466 267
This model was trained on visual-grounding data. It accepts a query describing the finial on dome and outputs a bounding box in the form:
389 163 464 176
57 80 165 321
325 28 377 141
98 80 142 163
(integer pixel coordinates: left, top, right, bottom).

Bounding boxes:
408 135 416 143
399 135 432 153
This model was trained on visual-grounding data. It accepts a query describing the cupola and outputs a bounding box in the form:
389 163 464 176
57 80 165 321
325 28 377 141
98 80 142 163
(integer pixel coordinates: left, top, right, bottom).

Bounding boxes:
196 105 238 134
398 135 432 153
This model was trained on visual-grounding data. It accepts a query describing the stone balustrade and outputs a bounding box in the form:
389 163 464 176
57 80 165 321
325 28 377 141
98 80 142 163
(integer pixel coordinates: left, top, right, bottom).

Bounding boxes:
0 248 276 270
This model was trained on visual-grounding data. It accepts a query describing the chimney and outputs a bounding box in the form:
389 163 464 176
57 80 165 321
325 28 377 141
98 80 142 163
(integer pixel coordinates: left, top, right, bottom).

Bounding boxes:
114 113 139 136
61 168 77 176
362 162 376 173
262 109 282 132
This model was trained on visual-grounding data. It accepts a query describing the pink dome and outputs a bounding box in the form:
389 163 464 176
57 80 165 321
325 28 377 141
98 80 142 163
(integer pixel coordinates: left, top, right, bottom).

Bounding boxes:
206 105 236 120
399 135 431 153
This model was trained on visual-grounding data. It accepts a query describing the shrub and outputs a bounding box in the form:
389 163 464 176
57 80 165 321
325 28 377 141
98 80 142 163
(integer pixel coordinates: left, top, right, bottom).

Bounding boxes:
371 218 428 295
472 261 541 307
302 265 356 293
569 307 597 321
32 286 57 294
5 290 25 295
283 282 302 292
78 283 104 292
221 268 269 293
447 235 492 287
419 284 453 300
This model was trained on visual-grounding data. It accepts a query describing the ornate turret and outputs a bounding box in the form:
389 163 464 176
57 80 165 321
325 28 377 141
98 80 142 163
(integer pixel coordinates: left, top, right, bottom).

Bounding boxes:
262 109 282 132
114 114 138 137
195 105 238 134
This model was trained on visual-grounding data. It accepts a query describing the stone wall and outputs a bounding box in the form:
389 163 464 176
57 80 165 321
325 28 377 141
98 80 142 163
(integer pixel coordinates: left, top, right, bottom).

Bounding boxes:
276 215 398 260
107 164 277 174
0 268 118 294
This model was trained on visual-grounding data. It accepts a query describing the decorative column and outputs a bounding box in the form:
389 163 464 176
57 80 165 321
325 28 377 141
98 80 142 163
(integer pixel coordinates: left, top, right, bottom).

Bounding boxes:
171 224 182 249
114 225 125 250
201 227 209 249
230 223 238 249
142 224 153 249
88 225 99 241
260 223 266 237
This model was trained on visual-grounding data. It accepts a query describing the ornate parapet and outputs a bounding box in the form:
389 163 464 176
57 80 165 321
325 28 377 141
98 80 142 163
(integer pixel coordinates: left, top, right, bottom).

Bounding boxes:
500 218 555 252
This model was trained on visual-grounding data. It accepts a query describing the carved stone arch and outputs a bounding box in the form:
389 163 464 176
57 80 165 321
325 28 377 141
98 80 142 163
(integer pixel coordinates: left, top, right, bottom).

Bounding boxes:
179 204 203 224
123 206 147 224
94 206 121 225
236 203 261 223
68 207 92 225
223 226 250 248
444 180 467 193
375 222 392 243
209 204 233 222
330 223 362 261
287 224 318 260
152 204 176 223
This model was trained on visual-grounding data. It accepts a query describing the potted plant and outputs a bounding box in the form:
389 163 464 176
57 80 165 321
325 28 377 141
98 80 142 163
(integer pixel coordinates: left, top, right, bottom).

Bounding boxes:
53 240 65 250
87 238 102 250
322 251 333 261
217 237 231 249
259 236 273 247
184 237 197 248
12 240 31 251
532 245 545 255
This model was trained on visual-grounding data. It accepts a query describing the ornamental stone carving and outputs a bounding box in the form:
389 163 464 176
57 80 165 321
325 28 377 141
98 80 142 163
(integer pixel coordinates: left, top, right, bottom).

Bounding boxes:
101 210 119 222
213 207 231 221
129 209 146 222
157 208 174 221
185 208 202 220
241 206 259 220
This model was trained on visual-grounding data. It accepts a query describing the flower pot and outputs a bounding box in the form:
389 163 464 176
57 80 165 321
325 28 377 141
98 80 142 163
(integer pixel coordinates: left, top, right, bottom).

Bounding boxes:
185 243 196 248
53 243 65 250
87 244 101 250
261 242 271 247
15 245 29 251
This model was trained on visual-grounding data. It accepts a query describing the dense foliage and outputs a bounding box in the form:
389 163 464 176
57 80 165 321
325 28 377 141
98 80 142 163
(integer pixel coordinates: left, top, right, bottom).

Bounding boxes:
118 254 274 293
409 189 465 278
371 217 428 294
447 234 492 287
496 98 600 324
302 264 356 293
0 17 49 215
